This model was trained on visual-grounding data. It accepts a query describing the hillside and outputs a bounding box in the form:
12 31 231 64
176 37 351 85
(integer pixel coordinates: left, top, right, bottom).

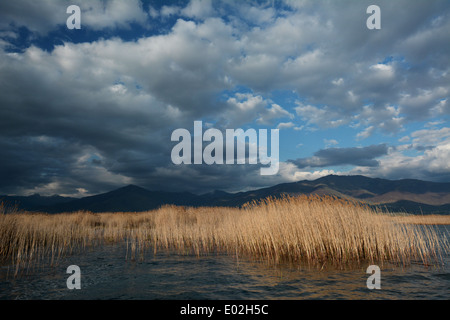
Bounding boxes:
1 175 450 214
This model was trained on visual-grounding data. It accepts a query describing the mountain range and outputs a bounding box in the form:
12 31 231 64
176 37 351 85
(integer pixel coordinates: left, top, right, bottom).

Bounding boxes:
1 175 450 215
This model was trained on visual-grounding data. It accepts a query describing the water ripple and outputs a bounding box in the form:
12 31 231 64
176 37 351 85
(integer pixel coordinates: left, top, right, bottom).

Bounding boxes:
1 227 449 300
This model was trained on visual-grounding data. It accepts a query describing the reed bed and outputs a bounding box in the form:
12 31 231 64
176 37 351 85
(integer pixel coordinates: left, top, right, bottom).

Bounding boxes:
0 195 448 276
390 214 450 225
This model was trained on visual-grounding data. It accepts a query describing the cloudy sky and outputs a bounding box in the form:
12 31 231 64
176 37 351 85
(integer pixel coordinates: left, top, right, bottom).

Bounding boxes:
0 0 449 196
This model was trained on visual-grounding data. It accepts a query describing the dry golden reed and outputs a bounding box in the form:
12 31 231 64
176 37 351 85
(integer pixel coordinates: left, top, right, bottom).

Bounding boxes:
0 195 448 276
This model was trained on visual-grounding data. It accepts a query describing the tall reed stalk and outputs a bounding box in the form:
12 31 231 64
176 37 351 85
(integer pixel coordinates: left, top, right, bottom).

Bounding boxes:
1 196 448 276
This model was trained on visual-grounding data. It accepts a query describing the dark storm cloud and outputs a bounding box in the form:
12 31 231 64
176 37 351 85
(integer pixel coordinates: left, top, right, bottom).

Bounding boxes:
0 136 84 193
290 144 389 169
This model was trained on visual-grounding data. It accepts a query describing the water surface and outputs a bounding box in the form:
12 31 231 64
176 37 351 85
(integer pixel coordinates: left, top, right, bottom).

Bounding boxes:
1 226 448 300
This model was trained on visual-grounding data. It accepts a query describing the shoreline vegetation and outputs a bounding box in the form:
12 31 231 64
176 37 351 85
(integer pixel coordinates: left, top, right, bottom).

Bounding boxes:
1 195 449 277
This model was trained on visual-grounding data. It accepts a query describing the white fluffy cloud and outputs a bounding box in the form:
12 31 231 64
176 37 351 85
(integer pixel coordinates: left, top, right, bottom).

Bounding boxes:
181 0 215 19
350 127 450 181
221 93 293 127
353 104 405 138
295 103 347 129
82 0 148 30
0 0 149 35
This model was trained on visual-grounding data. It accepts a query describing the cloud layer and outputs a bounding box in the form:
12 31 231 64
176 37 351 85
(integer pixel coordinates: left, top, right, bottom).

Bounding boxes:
290 145 389 168
0 0 449 196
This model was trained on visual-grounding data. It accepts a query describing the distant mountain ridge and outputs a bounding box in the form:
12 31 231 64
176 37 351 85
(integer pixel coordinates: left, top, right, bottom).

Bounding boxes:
1 175 450 215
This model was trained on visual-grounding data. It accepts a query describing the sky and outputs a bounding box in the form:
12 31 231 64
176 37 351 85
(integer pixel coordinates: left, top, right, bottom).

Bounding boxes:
0 0 449 197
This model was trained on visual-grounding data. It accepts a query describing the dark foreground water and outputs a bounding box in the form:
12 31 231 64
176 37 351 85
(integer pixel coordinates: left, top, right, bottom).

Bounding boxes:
1 226 449 300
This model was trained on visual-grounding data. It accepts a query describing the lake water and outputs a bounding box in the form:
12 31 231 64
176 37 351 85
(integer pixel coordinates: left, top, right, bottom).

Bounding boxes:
1 226 449 300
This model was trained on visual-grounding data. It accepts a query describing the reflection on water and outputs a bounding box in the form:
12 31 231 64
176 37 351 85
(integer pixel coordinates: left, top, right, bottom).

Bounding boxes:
1 226 449 300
